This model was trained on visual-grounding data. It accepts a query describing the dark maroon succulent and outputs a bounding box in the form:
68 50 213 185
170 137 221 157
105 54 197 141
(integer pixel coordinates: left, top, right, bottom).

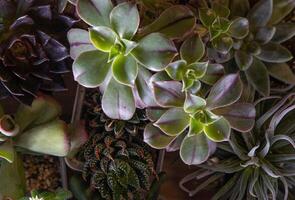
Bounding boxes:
0 0 76 104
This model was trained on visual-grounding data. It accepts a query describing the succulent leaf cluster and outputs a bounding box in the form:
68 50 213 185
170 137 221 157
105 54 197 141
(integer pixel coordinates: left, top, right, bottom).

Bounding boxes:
20 189 72 200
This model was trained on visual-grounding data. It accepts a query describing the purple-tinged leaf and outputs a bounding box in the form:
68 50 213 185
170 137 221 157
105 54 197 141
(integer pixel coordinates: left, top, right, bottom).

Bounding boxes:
256 43 293 63
200 63 225 85
235 51 253 70
269 0 295 24
228 17 249 39
247 0 273 28
267 62 295 84
230 0 250 17
146 108 167 122
166 133 186 152
180 35 205 64
255 26 276 44
272 23 295 43
184 93 206 114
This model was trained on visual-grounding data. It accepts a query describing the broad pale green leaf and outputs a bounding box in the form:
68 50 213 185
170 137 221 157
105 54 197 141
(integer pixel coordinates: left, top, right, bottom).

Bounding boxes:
180 35 205 64
132 33 177 71
89 26 117 52
199 8 216 27
235 50 253 70
0 154 26 199
206 74 242 110
212 35 233 54
228 17 249 39
152 81 185 107
77 0 113 27
230 0 250 17
272 23 295 43
180 133 213 165
269 0 295 24
138 5 196 39
201 63 225 85
112 54 138 86
15 120 70 156
110 3 139 40
212 2 230 18
144 123 175 149
267 62 295 84
102 78 135 120
184 93 206 114
245 58 270 96
187 62 208 78
213 103 256 132
247 0 273 28
121 39 138 55
165 60 186 81
204 117 230 142
73 50 110 88
0 140 14 163
154 108 189 136
67 28 95 59
255 26 276 44
188 118 204 136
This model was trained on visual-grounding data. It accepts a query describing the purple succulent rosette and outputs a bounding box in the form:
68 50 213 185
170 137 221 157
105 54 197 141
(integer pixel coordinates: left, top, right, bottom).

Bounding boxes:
0 0 76 104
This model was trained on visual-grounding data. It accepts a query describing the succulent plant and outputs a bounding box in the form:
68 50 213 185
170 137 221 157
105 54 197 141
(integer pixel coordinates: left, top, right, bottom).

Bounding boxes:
179 93 295 199
69 131 156 200
144 72 256 165
83 89 148 138
20 189 72 200
0 95 70 163
206 0 295 96
0 0 75 105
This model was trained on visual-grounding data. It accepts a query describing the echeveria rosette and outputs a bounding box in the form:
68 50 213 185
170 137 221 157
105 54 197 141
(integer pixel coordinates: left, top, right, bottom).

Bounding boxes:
0 0 75 105
68 0 177 120
0 95 71 163
144 73 256 165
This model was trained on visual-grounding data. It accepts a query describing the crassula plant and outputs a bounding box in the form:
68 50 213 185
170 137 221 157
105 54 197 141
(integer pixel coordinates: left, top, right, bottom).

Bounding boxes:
0 0 75 104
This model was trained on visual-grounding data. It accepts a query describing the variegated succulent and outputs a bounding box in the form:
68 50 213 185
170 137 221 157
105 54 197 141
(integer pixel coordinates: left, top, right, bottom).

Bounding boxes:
0 0 76 105
180 93 295 199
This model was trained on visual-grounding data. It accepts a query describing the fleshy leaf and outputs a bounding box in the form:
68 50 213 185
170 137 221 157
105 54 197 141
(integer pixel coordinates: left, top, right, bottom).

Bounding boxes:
154 108 189 136
199 8 216 27
184 93 206 114
228 17 249 39
255 26 276 44
247 0 273 28
230 0 250 17
213 103 256 132
206 74 242 110
112 54 138 86
102 78 135 120
15 120 70 156
138 5 196 39
77 0 113 27
269 0 295 24
132 33 177 71
245 58 270 96
0 140 15 163
212 3 230 18
165 60 186 81
146 108 167 122
180 133 213 165
212 35 233 54
235 50 253 70
73 50 110 88
272 23 295 43
180 35 205 64
201 64 225 85
204 117 230 142
267 63 295 84
144 123 175 149
152 81 185 107
110 3 139 40
89 26 117 52
67 28 95 59
188 118 204 136
186 62 208 78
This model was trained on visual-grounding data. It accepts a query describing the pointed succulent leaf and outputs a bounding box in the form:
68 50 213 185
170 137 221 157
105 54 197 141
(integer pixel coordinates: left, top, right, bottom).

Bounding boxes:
212 103 256 132
230 0 250 17
73 50 111 88
184 93 206 114
212 3 230 18
199 8 216 27
255 26 276 44
204 117 230 142
180 133 215 165
112 54 138 86
132 33 177 71
138 6 196 39
182 78 194 92
146 108 167 122
152 81 185 107
187 80 201 94
206 74 243 110
228 17 249 39
245 58 269 96
154 108 190 136
267 63 295 84
166 133 186 152
144 123 176 149
212 35 233 54
201 64 225 85
269 0 295 24
187 62 208 78
180 35 205 64
15 120 70 156
67 28 95 59
77 0 113 27
89 26 117 52
188 117 204 136
165 60 186 81
272 23 295 43
110 3 139 40
102 78 135 120
121 39 138 55
0 140 15 163
235 50 253 70
247 0 273 28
